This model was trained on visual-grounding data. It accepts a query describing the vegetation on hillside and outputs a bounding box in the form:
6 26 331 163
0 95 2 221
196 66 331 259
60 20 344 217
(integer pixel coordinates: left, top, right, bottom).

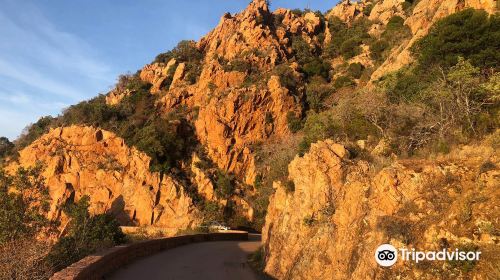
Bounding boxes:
15 75 198 175
0 165 125 279
325 17 372 60
153 40 204 84
1 5 498 239
293 9 499 158
47 196 126 272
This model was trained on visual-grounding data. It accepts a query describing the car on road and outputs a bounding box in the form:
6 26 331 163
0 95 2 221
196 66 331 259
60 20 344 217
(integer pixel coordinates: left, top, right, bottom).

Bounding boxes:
208 222 230 231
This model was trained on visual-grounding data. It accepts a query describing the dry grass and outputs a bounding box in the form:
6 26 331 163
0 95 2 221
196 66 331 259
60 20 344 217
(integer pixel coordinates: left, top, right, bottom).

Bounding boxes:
0 238 53 280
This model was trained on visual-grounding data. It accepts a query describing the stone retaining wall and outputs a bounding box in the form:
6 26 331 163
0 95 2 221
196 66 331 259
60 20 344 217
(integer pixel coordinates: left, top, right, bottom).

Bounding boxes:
50 232 248 280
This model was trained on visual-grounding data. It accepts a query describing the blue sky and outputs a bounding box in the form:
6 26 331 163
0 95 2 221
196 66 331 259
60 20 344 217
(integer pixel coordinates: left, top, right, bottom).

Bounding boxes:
0 0 338 140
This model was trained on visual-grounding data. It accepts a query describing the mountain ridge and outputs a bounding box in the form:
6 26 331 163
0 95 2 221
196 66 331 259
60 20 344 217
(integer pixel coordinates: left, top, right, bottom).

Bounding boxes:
0 0 498 278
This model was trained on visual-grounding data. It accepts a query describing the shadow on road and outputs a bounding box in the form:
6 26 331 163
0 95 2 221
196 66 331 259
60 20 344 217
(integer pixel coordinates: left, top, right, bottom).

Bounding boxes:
108 234 269 280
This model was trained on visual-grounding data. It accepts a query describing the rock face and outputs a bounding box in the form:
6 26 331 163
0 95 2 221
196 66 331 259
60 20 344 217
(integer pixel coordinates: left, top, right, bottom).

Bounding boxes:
263 139 499 279
149 0 315 185
139 60 177 93
327 0 369 22
106 88 132 106
194 76 300 185
93 0 497 235
9 126 200 232
104 0 500 184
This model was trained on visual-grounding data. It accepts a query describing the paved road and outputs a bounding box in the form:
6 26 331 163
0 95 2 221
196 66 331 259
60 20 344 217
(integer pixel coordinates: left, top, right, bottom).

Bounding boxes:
109 234 262 280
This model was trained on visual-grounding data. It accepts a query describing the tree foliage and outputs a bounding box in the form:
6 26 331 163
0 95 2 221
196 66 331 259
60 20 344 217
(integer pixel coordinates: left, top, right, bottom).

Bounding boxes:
291 36 331 80
0 164 50 244
47 196 125 271
414 9 500 69
0 137 14 160
325 17 372 59
306 76 333 112
16 75 198 175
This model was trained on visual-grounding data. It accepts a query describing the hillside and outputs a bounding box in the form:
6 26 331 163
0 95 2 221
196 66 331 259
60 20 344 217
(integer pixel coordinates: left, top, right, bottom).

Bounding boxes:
0 0 498 278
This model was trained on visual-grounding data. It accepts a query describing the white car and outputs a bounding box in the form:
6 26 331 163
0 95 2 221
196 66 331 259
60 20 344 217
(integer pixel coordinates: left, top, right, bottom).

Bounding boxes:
208 222 230 231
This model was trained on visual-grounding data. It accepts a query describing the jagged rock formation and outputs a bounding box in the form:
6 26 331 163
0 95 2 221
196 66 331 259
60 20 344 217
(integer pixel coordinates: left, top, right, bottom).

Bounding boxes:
263 139 499 279
93 0 499 230
8 126 200 232
103 0 498 187
106 0 330 186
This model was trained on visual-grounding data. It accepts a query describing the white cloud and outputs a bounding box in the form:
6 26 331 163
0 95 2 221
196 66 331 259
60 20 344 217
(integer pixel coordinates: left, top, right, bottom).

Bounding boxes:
0 0 115 139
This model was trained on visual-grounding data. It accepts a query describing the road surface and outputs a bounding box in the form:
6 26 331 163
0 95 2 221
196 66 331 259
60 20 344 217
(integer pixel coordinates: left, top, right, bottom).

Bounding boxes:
109 234 262 280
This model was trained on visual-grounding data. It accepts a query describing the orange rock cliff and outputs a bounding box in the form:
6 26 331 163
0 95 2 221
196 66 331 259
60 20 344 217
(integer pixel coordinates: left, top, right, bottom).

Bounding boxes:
4 2 498 277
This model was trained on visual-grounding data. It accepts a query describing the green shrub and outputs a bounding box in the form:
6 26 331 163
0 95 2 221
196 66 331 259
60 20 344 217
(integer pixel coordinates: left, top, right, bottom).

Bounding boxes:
479 160 497 174
299 112 339 154
377 215 415 244
386 16 405 31
369 39 389 62
340 38 363 59
348 63 365 79
153 40 204 84
291 9 303 17
253 174 263 189
273 64 299 90
154 40 203 64
247 247 266 272
306 76 333 112
384 16 412 41
447 243 480 272
286 112 304 133
302 58 331 80
201 201 223 223
16 116 55 150
291 36 331 80
0 165 50 244
0 137 14 159
363 4 374 16
303 215 316 226
47 196 125 271
273 13 285 28
291 36 312 63
334 75 355 89
369 16 411 63
434 140 451 154
284 180 295 193
325 17 372 59
222 59 254 73
265 112 274 124
215 170 234 199
402 0 420 13
344 112 380 140
383 67 431 103
16 75 199 175
414 9 500 69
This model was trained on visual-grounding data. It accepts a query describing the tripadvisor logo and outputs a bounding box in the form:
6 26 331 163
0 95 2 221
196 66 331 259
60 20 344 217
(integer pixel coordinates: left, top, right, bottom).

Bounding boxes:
375 244 398 267
374 244 481 267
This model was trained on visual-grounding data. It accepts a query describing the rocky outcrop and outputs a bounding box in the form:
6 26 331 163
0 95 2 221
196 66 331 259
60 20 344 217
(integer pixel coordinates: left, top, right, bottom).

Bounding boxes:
140 60 177 93
194 76 300 185
368 0 406 24
106 88 132 106
9 126 200 232
153 0 310 184
191 154 217 202
263 139 499 279
327 0 366 23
